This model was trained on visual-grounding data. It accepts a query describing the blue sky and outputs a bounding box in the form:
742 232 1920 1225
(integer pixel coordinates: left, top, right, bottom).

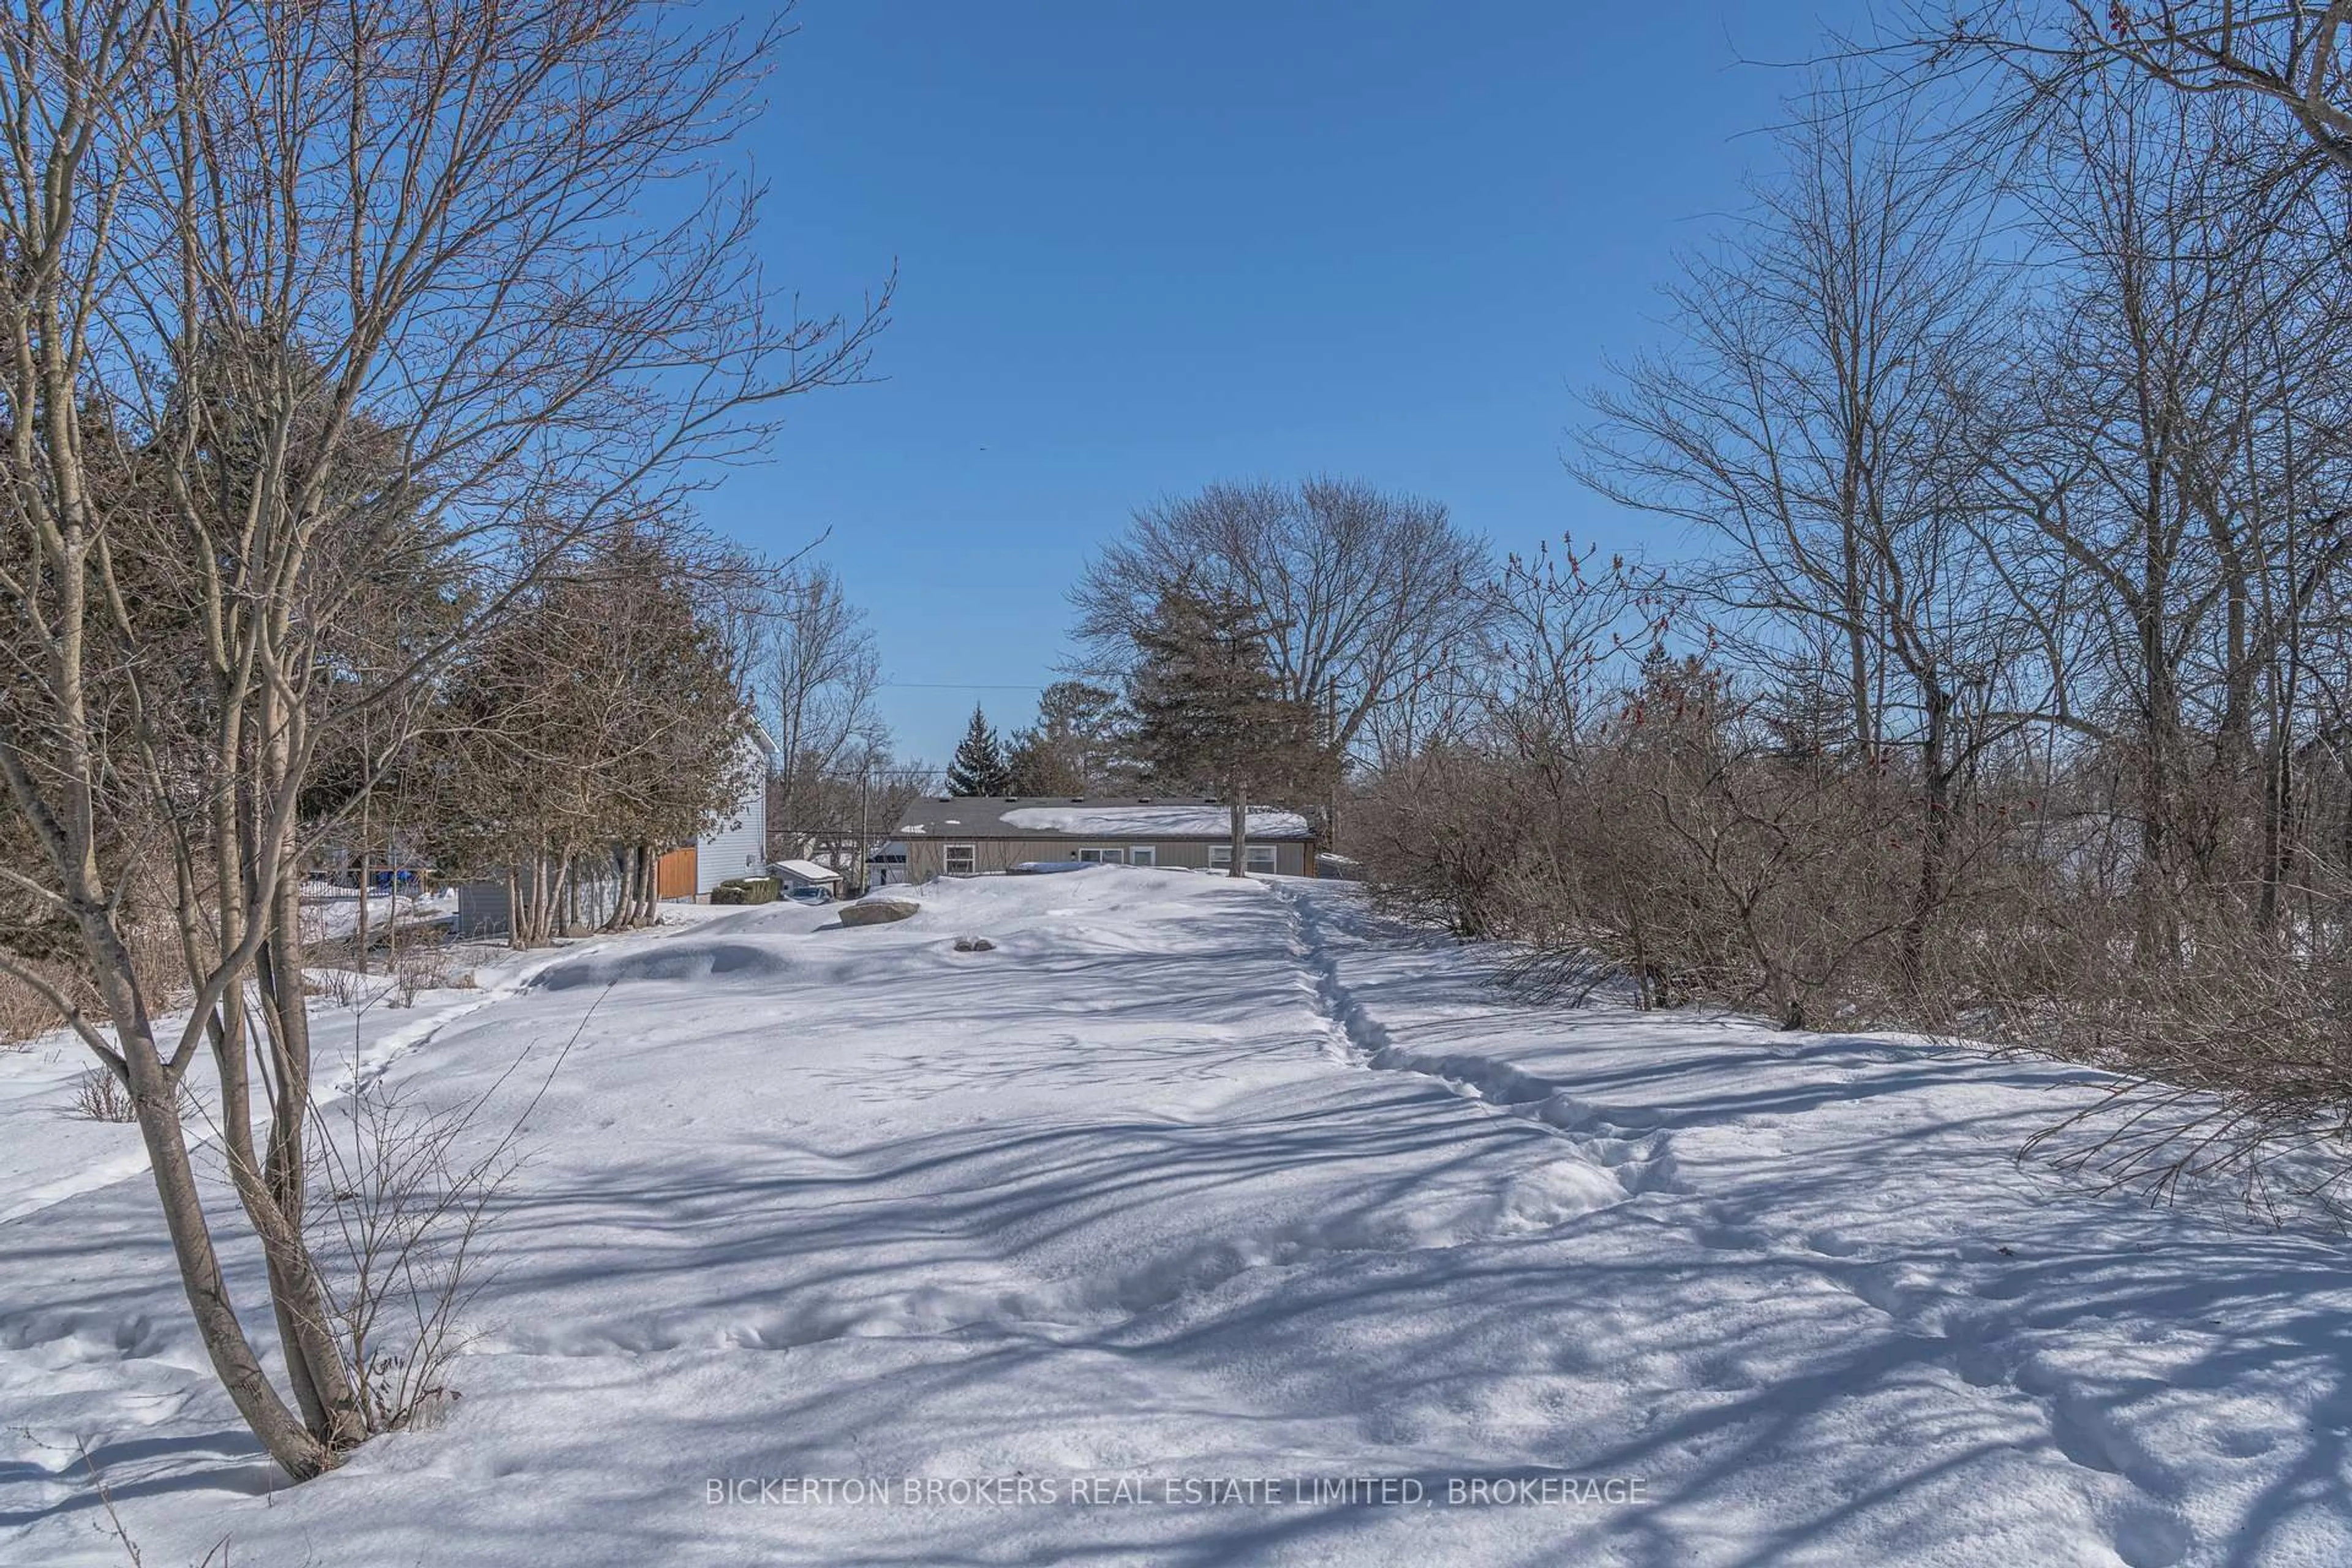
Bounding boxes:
701 2 1864 761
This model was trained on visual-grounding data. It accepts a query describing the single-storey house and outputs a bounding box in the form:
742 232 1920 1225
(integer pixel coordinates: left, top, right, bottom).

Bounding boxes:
893 796 1317 881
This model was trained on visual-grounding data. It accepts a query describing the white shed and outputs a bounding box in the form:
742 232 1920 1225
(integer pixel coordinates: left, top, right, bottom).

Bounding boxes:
769 858 843 894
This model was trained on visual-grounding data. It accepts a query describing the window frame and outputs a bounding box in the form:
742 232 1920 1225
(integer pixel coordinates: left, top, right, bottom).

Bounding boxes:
1076 846 1126 865
1208 843 1278 873
1126 845 1156 868
943 843 977 877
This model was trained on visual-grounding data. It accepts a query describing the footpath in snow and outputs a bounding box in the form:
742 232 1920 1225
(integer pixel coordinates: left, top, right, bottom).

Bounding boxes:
3 870 2349 1566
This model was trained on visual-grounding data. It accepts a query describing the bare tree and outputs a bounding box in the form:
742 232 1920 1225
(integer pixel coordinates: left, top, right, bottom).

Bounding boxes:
1959 78 2352 957
1072 477 1490 787
1904 2 2352 176
759 565 888 853
1361 41 2352 1198
1354 541 1655 941
0 0 883 1478
1578 76 2027 996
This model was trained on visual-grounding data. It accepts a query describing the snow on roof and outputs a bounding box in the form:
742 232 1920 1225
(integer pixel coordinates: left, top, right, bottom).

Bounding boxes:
1000 804 1311 839
893 796 1315 840
771 859 842 883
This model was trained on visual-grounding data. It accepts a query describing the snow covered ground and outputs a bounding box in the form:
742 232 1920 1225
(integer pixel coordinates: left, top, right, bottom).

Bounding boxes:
4 872 2350 1566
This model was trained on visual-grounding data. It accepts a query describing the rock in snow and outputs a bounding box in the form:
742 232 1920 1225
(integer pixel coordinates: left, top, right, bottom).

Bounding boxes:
837 897 920 927
4 871 2348 1567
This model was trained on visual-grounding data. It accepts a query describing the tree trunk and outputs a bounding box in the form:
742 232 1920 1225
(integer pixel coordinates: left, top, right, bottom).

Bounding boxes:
254 833 368 1452
386 816 402 970
2258 725 2294 935
130 1034 331 1476
355 779 372 976
1229 790 1248 878
601 845 631 932
1899 681 1956 1003
82 909 330 1479
548 851 575 943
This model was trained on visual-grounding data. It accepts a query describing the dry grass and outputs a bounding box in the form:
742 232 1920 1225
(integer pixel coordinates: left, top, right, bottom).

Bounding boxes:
390 947 471 1006
303 939 474 1014
1 911 186 1049
67 1066 137 1123
63 1066 204 1125
0 974 62 1048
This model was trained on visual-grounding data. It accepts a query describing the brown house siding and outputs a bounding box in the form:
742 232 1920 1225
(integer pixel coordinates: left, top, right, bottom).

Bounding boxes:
903 837 1311 881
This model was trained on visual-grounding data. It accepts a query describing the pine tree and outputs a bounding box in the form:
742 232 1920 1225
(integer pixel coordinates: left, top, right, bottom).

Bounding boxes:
1128 582 1316 875
1007 680 1134 794
944 704 1014 796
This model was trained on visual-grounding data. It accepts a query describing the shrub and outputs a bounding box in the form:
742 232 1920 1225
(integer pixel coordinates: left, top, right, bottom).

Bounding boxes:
712 876 778 906
68 1066 138 1123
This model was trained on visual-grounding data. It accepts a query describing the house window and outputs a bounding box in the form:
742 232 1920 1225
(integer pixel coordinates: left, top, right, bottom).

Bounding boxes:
1076 847 1125 864
944 844 976 876
1126 845 1156 868
1208 843 1278 873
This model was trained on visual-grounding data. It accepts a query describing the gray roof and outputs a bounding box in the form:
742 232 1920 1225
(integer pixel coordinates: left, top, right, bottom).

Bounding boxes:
892 796 1315 841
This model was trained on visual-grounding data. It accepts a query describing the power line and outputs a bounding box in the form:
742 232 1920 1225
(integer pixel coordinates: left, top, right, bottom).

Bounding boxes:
880 681 1048 692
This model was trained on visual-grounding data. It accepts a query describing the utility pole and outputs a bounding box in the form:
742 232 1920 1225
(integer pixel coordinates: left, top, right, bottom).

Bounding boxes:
1325 674 1340 851
856 769 870 895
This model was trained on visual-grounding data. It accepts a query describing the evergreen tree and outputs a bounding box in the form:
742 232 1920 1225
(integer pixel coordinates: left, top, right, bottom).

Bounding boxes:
1008 680 1135 794
427 528 753 946
944 704 1015 796
1128 582 1317 875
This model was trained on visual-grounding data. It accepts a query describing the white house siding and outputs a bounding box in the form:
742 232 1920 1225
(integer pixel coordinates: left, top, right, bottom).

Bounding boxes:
865 842 911 887
695 734 771 897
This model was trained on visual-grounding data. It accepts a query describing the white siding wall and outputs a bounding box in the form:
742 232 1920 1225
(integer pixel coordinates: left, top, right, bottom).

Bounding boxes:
695 735 771 897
